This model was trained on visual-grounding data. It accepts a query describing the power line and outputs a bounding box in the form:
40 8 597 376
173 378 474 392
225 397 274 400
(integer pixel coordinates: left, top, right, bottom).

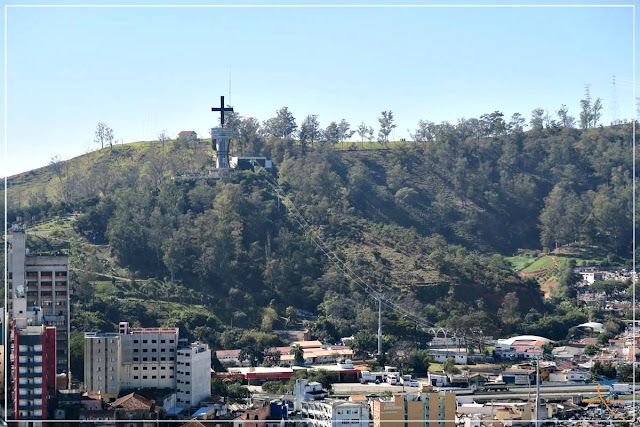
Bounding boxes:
254 165 492 349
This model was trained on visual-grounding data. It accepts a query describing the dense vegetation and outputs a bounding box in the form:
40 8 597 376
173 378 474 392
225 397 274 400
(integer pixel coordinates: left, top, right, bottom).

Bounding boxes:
4 107 636 376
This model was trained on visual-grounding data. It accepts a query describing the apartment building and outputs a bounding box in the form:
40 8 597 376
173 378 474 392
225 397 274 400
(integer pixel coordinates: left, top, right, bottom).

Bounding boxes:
176 341 211 409
84 332 122 399
10 227 70 378
299 399 369 427
371 386 456 427
116 322 179 391
12 319 57 424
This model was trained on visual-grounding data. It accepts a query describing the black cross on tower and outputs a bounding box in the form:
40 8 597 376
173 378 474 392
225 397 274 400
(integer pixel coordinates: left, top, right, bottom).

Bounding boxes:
211 96 234 128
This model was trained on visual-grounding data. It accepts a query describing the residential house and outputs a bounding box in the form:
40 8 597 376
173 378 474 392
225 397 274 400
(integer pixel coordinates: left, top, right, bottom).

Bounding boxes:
468 373 489 390
178 131 198 141
427 372 450 387
501 369 537 385
108 392 160 425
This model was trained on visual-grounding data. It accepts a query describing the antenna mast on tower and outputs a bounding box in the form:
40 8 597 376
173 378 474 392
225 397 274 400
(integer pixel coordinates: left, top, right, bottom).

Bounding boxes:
610 75 620 125
584 83 591 103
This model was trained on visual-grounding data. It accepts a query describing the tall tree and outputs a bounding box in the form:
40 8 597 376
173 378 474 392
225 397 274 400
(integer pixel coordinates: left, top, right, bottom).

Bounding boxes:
378 110 396 146
556 105 575 128
579 97 591 129
263 107 298 138
529 109 545 131
338 119 355 150
323 122 340 148
357 122 369 148
94 122 114 150
591 98 603 127
411 120 434 147
366 126 375 144
480 111 507 137
158 129 170 152
299 114 321 149
508 113 526 133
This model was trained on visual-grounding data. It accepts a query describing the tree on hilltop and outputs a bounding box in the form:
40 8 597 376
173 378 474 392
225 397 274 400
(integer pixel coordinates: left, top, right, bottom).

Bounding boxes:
378 111 396 146
94 122 114 150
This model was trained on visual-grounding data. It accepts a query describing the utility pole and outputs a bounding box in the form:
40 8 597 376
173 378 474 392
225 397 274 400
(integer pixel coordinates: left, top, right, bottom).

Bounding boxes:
377 297 382 357
535 356 541 427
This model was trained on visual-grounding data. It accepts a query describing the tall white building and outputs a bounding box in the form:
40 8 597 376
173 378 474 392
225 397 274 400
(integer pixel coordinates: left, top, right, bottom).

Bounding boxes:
84 332 121 398
176 341 211 409
118 322 179 391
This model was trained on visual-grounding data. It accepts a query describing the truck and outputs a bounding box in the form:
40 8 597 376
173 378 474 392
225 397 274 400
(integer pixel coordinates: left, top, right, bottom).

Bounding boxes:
400 375 420 387
612 383 632 394
481 381 508 392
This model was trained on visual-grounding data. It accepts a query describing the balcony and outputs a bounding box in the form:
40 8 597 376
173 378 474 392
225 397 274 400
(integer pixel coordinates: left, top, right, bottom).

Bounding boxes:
19 349 42 356
19 392 42 398
20 371 43 378
19 382 43 389
18 403 43 410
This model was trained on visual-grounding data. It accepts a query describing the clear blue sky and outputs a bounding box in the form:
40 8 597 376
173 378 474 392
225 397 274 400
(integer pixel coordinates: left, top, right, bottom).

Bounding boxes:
2 0 637 176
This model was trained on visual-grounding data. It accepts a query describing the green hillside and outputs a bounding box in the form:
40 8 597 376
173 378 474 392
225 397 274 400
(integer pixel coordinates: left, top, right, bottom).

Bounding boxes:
3 117 635 378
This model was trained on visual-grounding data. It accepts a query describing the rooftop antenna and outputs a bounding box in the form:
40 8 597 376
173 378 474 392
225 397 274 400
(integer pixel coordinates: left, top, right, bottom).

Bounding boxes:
610 75 620 125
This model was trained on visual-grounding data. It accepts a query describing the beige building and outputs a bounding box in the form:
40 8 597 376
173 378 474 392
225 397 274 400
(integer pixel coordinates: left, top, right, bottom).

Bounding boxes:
118 322 179 391
371 386 456 427
84 332 121 398
84 322 180 398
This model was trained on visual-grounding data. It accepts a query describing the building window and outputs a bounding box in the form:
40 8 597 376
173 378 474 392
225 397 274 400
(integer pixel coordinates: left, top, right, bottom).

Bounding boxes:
161 340 166 344
134 367 139 371
152 376 156 379
143 358 148 361
161 375 165 379
134 340 139 344
143 367 148 370
152 358 157 362
143 376 147 379
133 357 139 362
133 349 138 353
143 349 148 353
143 340 148 344
152 340 157 343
